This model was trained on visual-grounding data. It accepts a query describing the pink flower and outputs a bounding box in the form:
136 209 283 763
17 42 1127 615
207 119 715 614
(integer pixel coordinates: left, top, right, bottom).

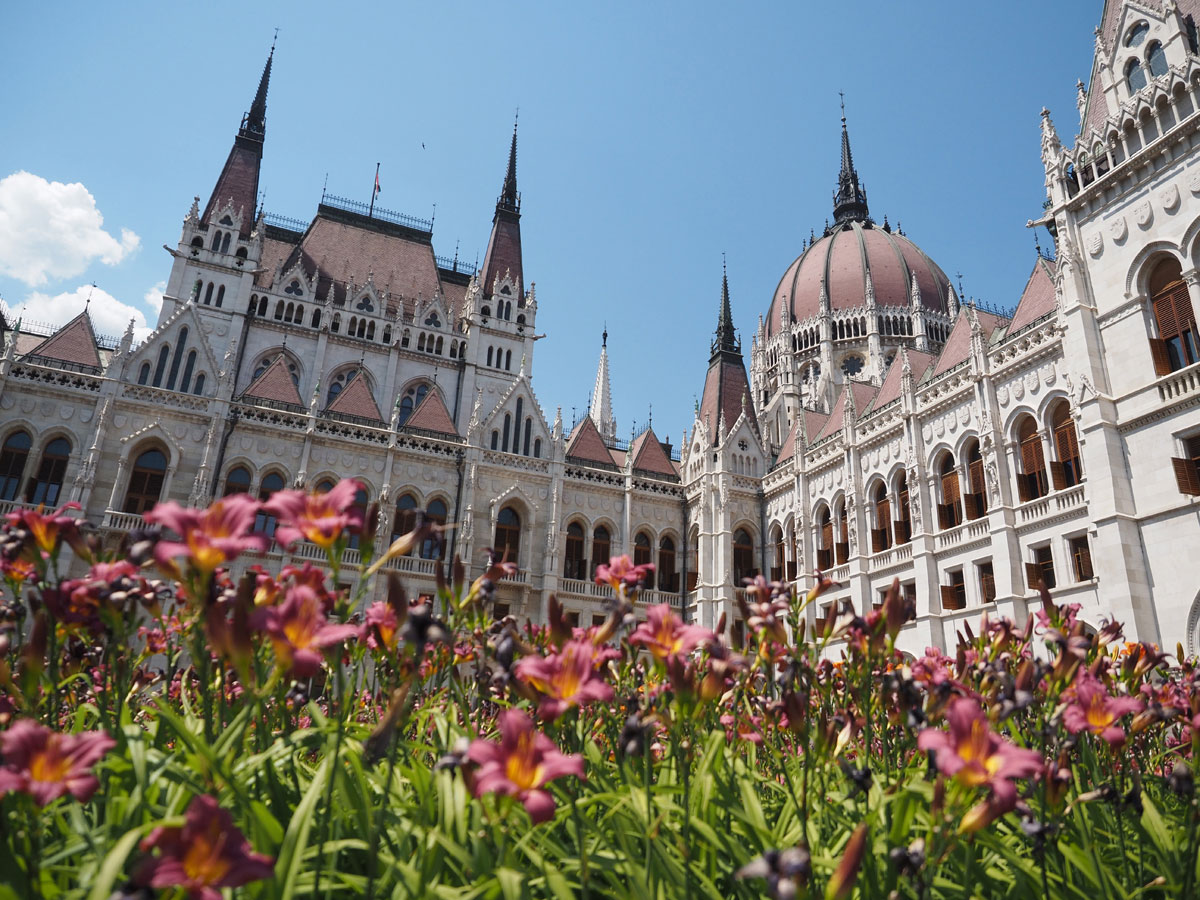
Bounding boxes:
146 495 267 574
1062 671 1144 747
594 554 654 591
513 639 614 720
263 479 363 550
467 709 584 823
6 502 83 556
250 583 359 677
364 601 399 651
628 604 714 664
136 794 274 900
917 698 1043 830
0 720 115 806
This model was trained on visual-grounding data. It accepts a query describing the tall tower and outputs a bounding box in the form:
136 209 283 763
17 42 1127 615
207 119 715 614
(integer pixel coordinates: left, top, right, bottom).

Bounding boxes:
588 328 617 442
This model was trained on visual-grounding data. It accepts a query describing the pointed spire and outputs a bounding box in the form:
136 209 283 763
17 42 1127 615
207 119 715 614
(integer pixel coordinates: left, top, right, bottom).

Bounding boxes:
241 40 274 142
831 96 870 228
498 115 519 214
589 329 617 442
711 256 740 361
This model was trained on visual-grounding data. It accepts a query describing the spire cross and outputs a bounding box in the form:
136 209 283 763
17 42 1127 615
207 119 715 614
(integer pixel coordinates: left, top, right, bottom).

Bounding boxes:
839 91 846 122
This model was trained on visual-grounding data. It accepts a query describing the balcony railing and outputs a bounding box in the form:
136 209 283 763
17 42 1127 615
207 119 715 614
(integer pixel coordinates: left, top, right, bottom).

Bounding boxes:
1017 483 1086 528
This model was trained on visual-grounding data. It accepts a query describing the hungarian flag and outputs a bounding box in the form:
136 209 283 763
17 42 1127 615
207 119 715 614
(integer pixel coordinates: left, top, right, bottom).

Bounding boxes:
374 169 381 195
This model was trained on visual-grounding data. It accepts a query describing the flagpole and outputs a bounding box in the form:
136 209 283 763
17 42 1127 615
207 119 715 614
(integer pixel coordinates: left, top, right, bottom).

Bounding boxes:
369 161 380 217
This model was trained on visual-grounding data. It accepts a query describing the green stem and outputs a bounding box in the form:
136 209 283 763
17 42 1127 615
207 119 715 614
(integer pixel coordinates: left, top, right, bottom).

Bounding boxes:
313 660 346 900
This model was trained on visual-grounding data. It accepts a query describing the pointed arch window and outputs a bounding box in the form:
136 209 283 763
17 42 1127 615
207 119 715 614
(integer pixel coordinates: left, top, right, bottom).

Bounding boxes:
26 437 71 507
1147 41 1168 78
817 507 833 570
634 531 652 567
222 465 252 496
392 494 418 547
347 487 369 550
658 536 677 592
964 440 988 519
1050 402 1083 489
137 362 151 385
0 431 32 502
937 454 963 529
152 344 170 387
836 504 849 564
422 499 447 560
591 526 611 577
732 529 755 584
122 447 166 515
1016 417 1048 501
895 472 912 543
1148 258 1199 374
564 522 586 581
494 506 521 565
254 472 287 537
1127 58 1147 92
166 327 188 391
180 350 197 394
871 482 892 553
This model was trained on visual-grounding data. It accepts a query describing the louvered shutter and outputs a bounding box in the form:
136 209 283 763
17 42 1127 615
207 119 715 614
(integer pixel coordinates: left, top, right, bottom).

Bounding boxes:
940 585 959 611
981 572 997 603
963 491 979 520
1074 542 1095 580
1025 561 1042 590
1050 461 1066 491
1154 291 1179 338
1150 338 1174 376
1173 457 1200 496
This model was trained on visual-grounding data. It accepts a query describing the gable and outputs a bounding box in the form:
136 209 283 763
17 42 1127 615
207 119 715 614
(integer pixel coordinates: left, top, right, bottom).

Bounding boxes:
566 416 617 466
1007 257 1058 334
242 357 303 406
326 373 382 421
26 313 101 370
630 427 677 477
406 389 458 436
930 309 1009 377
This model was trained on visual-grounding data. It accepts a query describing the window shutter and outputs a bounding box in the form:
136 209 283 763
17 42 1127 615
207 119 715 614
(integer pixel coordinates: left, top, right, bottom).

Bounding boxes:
940 585 959 611
969 458 986 496
1017 473 1032 503
1074 542 1095 580
1173 457 1200 496
1150 338 1174 376
937 503 950 530
981 572 996 603
686 571 698 592
1154 292 1179 338
894 519 911 543
1025 561 1042 590
964 492 979 520
835 542 849 565
871 528 884 553
1050 461 1066 491
770 566 782 581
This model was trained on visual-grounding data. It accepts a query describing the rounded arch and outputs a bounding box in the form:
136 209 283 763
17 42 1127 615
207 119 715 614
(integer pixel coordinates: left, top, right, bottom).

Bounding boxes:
1124 243 1185 298
121 442 169 514
220 460 255 496
1033 389 1073 429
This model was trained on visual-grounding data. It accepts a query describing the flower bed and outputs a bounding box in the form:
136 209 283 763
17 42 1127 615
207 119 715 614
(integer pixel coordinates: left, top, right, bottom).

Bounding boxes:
0 487 1197 899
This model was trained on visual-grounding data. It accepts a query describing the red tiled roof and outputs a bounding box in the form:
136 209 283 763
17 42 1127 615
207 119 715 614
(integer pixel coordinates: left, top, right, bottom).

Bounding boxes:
27 312 101 369
870 349 935 410
630 427 677 476
242 357 303 406
406 389 458 436
566 416 617 466
774 409 832 464
480 210 523 301
698 357 758 443
813 382 878 442
1007 257 1058 334
202 142 260 238
326 372 382 421
930 309 1009 378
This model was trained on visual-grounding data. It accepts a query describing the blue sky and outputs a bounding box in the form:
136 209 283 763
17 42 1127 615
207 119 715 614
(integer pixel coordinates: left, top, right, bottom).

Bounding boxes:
1 0 1099 444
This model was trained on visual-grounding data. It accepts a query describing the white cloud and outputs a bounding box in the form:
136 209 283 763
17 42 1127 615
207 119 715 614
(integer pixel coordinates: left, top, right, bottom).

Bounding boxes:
18 284 151 343
144 280 166 314
0 171 140 287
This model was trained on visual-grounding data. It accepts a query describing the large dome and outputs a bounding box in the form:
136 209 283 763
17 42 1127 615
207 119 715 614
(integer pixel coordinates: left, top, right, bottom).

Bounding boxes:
765 220 953 338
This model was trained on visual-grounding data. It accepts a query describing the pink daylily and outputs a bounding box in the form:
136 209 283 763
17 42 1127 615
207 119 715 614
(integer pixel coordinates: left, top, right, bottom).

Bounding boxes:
0 719 115 806
628 604 714 665
146 495 267 574
136 794 274 900
250 583 359 677
594 554 654 591
263 479 363 550
467 709 584 823
513 638 614 720
1062 671 1144 747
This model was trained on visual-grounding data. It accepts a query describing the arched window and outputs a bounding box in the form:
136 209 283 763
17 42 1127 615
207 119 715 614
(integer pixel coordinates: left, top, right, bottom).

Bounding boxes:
193 374 205 394
836 504 849 564
938 454 963 529
137 362 151 385
564 522 586 581
204 283 214 305
26 437 71 506
502 413 512 453
964 440 988 519
254 472 287 537
220 233 231 254
1016 417 1048 502
1127 58 1147 92
770 526 786 580
331 314 341 334
315 479 335 494
286 303 295 323
732 529 755 584
422 499 447 560
122 447 166 514
487 347 494 367
0 431 32 502
871 482 892 553
392 494 418 546
215 285 225 308
817 507 833 570
1126 21 1149 47
1148 257 1199 374
533 439 541 458
311 309 321 328
252 354 300 387
180 350 197 393
494 506 521 565
326 370 360 405
523 418 532 456
657 536 677 592
491 430 499 450
896 472 912 543
591 526 611 577
1051 402 1083 489
210 231 221 251
258 296 268 317
505 349 512 371
152 344 170 387
166 328 188 391
634 531 652 567
347 487 368 550
222 465 251 496
1147 41 1168 78
274 301 285 321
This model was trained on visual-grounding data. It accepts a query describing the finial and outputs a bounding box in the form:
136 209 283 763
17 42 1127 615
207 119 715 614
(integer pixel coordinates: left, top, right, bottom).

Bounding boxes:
602 323 607 347
957 272 966 299
839 90 846 123
84 282 96 310
648 402 652 428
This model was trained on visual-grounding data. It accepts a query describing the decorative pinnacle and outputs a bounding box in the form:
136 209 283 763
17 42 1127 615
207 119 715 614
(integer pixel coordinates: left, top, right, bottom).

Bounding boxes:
831 98 870 228
498 115 519 213
241 41 273 141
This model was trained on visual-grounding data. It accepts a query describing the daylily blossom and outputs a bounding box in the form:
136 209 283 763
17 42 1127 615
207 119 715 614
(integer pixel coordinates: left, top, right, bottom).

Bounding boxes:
467 709 584 823
917 698 1043 830
0 719 115 806
262 479 363 550
514 638 614 720
594 554 654 592
628 604 714 664
250 582 360 676
1062 671 1144 747
146 495 266 574
364 600 400 651
5 502 83 556
136 794 274 900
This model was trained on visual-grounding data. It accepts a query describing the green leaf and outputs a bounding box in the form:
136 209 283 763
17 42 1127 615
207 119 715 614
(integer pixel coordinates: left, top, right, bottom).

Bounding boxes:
275 755 331 900
85 824 154 900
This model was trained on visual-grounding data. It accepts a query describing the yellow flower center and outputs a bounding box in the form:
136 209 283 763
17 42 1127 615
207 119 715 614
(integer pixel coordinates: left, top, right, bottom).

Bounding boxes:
28 746 70 784
1086 695 1115 731
182 831 232 885
505 733 545 791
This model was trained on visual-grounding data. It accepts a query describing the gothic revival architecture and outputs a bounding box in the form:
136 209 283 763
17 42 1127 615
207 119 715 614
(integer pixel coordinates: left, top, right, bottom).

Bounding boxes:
3 0 1200 652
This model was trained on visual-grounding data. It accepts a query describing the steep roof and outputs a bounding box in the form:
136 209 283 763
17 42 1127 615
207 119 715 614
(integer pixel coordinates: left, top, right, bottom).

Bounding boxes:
930 309 1010 378
698 359 757 444
812 382 878 442
869 349 935 410
405 389 458 436
775 412 831 466
1007 256 1058 334
630 427 677 477
202 49 272 237
326 373 382 422
25 312 102 370
241 357 303 406
480 124 524 301
566 415 618 467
